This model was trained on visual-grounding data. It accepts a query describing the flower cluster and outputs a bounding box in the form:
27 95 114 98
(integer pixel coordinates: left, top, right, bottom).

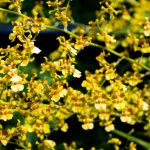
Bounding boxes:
0 0 150 149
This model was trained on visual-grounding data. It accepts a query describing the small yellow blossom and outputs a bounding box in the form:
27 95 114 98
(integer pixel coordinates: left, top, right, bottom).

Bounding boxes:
61 123 68 132
99 113 110 121
82 123 94 130
1 139 8 146
44 140 56 148
51 89 67 102
105 124 115 132
27 143 32 148
142 101 149 111
70 48 78 56
143 20 150 37
11 84 24 92
114 101 126 111
51 94 60 102
43 123 50 134
120 116 135 125
22 135 26 141
31 46 41 54
125 72 144 86
35 83 44 94
108 138 122 145
105 69 116 80
59 89 67 97
20 59 30 66
10 74 22 83
73 69 82 78
7 128 16 135
129 142 137 150
8 69 17 76
0 114 13 121
144 30 150 37
141 46 150 53
26 124 34 132
95 103 107 110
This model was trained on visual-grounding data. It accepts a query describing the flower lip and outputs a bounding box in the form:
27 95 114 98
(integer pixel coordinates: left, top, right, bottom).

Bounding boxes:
73 69 81 78
10 74 22 83
11 84 24 92
31 46 41 54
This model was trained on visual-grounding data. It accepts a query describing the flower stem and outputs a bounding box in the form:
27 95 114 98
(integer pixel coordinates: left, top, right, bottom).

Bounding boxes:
0 8 27 18
113 129 150 150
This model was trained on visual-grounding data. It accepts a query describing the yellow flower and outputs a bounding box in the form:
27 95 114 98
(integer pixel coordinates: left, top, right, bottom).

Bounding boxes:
108 138 122 145
8 69 17 76
51 94 60 102
20 59 30 66
114 101 126 111
61 123 68 132
51 89 67 102
143 20 150 37
11 84 24 92
129 142 137 150
1 139 8 146
10 74 22 83
144 30 150 37
99 113 110 120
0 108 13 121
70 48 78 56
26 124 34 132
31 46 41 54
142 101 149 111
82 123 94 130
124 72 144 86
105 124 114 132
7 128 16 135
35 83 44 94
43 123 50 134
59 89 67 97
0 114 13 121
95 103 107 110
141 46 150 53
73 69 81 78
120 116 135 125
44 140 56 148
105 69 116 80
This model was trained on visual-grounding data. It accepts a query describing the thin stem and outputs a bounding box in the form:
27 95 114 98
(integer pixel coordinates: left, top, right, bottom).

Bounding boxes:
90 42 150 71
46 24 78 38
113 129 150 150
100 79 106 87
66 0 71 15
0 8 27 18
32 32 39 42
